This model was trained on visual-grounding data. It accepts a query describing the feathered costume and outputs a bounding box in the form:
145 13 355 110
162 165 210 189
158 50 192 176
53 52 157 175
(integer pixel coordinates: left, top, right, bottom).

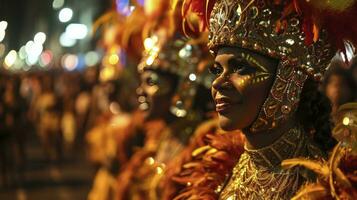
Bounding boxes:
173 121 245 200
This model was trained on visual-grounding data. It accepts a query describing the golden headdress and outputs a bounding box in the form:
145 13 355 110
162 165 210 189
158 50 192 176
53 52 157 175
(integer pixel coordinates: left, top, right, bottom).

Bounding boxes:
182 0 357 132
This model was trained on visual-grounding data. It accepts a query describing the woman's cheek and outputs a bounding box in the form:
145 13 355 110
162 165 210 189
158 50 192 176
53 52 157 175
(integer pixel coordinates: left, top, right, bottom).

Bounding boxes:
146 85 159 96
231 74 253 92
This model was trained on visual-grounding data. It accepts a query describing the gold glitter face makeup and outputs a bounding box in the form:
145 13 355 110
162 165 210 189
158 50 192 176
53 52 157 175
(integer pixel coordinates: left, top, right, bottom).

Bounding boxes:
239 52 272 86
209 51 273 89
211 47 278 131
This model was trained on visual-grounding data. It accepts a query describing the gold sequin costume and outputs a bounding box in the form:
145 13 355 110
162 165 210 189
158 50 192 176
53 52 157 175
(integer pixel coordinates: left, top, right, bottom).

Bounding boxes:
219 126 324 200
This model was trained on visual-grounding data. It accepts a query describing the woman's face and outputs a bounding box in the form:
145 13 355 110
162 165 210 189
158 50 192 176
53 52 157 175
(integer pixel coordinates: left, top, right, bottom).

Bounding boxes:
211 47 278 131
139 69 176 119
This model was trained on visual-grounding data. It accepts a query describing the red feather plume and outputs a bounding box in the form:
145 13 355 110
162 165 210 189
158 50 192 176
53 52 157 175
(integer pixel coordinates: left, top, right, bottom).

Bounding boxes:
181 0 216 37
273 0 357 54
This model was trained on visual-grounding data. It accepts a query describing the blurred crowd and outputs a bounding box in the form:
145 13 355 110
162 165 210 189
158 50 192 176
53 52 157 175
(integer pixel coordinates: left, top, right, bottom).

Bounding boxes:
0 66 139 187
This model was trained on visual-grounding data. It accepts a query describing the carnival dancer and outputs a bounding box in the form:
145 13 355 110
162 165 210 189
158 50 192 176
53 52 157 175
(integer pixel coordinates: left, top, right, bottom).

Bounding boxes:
173 0 357 199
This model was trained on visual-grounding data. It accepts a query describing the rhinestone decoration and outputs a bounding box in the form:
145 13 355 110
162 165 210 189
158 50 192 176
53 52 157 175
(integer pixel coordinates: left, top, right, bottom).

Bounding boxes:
208 0 335 79
281 105 292 114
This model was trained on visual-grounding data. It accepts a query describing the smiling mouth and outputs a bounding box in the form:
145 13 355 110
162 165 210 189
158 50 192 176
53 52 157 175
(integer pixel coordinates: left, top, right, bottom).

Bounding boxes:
215 97 239 114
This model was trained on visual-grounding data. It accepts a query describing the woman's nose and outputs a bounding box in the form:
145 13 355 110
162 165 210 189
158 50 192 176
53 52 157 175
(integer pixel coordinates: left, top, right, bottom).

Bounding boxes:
212 73 234 91
137 86 147 97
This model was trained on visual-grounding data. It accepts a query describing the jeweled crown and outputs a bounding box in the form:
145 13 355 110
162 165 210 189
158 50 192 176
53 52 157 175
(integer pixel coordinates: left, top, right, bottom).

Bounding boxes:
138 33 202 77
208 0 336 81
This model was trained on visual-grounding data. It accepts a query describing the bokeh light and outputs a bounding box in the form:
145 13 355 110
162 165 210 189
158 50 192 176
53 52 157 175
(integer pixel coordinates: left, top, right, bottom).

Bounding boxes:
189 73 197 81
34 32 47 45
39 50 53 67
18 45 27 59
65 23 88 39
0 21 8 30
0 30 5 42
100 66 116 82
0 21 8 51
59 8 73 23
62 54 79 71
85 51 100 67
144 38 155 51
60 32 76 47
343 117 350 126
52 0 65 9
108 54 119 65
25 41 43 61
4 50 18 68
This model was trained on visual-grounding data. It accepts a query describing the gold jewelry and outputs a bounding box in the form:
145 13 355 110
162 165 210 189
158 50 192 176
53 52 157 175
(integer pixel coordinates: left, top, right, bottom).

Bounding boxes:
250 60 307 132
218 127 321 200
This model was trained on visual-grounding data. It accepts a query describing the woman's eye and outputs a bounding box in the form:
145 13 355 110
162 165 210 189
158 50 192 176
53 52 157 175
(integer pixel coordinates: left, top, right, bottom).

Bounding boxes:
229 59 257 75
233 65 256 75
232 65 244 73
146 77 157 86
208 65 223 76
145 73 159 86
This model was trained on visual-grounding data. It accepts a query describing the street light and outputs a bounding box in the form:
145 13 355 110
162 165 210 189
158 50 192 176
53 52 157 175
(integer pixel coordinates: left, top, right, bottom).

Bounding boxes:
65 23 88 39
52 0 65 9
59 32 76 47
59 8 73 23
0 21 8 30
34 32 47 45
4 50 17 68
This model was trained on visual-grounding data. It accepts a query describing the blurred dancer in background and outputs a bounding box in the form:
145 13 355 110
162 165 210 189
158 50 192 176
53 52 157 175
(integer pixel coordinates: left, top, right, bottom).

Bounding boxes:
86 2 146 199
323 58 357 117
103 1 216 200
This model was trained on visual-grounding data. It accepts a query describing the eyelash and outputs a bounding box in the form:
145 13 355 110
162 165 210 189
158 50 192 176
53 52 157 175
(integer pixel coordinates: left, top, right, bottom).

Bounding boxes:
232 65 245 73
235 65 257 75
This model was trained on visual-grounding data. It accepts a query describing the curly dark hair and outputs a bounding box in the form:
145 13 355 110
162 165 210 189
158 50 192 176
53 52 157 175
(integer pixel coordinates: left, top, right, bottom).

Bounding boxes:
296 78 337 152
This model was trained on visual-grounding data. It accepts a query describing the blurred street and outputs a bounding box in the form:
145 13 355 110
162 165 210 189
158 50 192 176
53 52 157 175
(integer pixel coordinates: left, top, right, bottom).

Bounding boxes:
0 129 95 200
